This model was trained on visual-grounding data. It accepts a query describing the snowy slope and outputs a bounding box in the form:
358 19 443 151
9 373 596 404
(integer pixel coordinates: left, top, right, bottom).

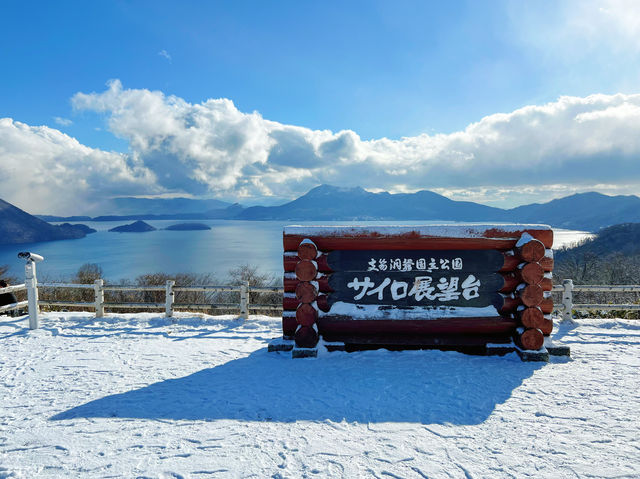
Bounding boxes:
0 312 639 478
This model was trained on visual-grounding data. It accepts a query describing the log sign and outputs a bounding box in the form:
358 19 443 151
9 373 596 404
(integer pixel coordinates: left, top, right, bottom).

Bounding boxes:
282 225 555 351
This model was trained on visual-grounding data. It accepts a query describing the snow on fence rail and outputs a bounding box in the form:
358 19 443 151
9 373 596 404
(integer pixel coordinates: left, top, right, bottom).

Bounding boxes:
0 283 28 315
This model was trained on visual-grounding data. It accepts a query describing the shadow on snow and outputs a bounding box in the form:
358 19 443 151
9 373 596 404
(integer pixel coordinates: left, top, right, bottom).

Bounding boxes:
51 346 543 425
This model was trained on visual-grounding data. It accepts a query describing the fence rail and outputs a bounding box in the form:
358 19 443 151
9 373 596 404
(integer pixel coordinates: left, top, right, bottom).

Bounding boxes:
35 279 283 323
0 284 28 315
555 279 640 320
5 256 640 330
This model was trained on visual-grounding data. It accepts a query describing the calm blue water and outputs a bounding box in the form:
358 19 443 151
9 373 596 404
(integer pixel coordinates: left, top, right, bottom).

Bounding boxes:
0 220 592 282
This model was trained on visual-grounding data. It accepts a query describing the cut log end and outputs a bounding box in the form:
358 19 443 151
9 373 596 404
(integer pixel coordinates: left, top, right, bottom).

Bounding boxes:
518 307 544 329
295 260 318 282
297 241 318 261
517 328 544 351
517 239 546 263
518 284 544 307
521 262 544 285
295 281 318 303
296 303 318 327
295 325 319 348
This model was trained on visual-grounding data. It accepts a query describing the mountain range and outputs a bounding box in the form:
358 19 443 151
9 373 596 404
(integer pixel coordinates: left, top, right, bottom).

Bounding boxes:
4 185 640 245
239 186 640 231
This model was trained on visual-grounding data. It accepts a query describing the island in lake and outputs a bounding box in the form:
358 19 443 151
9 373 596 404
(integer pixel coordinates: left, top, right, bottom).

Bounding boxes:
165 223 211 231
108 221 157 233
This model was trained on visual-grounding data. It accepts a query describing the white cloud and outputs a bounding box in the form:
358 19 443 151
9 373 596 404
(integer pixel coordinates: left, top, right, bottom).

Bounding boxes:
53 116 72 126
3 81 640 214
0 118 157 214
71 81 640 203
158 50 172 62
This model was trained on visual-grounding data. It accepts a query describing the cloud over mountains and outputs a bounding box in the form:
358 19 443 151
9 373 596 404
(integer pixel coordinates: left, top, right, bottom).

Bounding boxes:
2 80 640 214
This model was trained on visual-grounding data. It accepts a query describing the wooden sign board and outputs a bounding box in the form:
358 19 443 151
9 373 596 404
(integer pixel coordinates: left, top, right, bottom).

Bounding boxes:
280 224 555 356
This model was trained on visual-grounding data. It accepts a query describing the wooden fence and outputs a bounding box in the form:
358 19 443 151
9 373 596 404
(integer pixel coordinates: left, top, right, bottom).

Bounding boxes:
37 280 282 320
0 283 28 316
3 256 640 330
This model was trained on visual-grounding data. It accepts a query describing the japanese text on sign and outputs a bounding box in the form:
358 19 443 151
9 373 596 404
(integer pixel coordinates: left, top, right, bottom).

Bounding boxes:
347 274 481 303
367 257 463 272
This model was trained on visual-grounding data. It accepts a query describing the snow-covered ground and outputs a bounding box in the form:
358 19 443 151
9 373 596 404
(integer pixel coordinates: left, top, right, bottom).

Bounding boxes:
0 312 638 478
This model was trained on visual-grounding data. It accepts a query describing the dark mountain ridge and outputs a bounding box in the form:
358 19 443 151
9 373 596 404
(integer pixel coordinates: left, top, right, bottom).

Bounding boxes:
0 199 96 245
506 192 640 231
237 185 507 221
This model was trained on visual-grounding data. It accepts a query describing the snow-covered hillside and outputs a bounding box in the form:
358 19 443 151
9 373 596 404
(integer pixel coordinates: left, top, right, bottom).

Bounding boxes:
0 312 638 478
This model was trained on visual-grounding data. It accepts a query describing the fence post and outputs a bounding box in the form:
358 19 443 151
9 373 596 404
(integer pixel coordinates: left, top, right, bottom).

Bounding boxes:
562 279 573 322
165 280 175 319
240 281 249 320
25 260 39 330
94 279 104 318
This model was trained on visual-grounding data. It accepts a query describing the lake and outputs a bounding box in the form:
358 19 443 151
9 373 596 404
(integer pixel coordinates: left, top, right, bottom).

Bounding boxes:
0 220 592 282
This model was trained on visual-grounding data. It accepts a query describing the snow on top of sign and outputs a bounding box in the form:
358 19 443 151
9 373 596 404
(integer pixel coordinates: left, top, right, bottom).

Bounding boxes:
319 302 499 320
515 232 536 247
284 224 551 238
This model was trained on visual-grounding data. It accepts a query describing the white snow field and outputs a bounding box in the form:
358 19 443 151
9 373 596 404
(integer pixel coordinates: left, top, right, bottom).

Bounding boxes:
0 312 639 478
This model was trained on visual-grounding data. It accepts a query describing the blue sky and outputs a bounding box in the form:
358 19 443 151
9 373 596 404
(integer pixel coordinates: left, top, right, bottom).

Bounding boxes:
1 1 640 214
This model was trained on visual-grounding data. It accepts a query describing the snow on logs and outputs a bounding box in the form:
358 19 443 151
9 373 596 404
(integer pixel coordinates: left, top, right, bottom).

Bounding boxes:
281 225 556 352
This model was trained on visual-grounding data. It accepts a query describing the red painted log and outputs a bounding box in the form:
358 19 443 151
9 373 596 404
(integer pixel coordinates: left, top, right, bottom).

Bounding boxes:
282 315 297 337
539 317 553 336
516 239 546 263
540 298 554 314
285 276 332 293
295 325 319 348
297 241 318 260
295 281 318 303
516 307 544 329
284 254 329 273
499 273 521 293
539 256 554 271
316 294 330 312
296 303 318 326
498 295 521 314
517 284 544 307
520 262 544 284
295 260 318 282
515 328 544 350
499 295 553 314
283 294 330 312
284 228 553 251
540 277 553 292
283 295 299 310
502 254 521 271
